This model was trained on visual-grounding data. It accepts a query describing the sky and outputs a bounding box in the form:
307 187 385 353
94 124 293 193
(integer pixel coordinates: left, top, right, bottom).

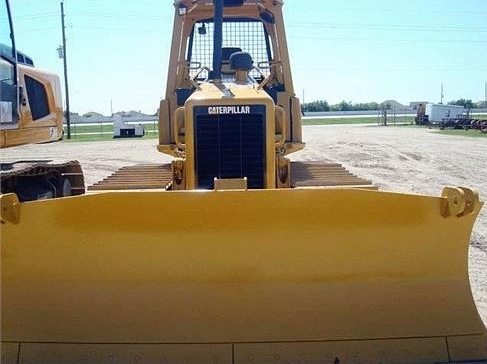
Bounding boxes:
6 0 487 115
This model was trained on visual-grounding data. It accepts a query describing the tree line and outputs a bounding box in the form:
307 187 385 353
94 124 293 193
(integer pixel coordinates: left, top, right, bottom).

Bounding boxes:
301 99 484 112
301 100 380 112
446 99 478 109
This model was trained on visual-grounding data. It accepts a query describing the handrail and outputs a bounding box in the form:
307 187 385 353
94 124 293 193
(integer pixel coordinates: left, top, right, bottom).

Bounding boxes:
275 105 286 148
189 66 211 90
173 107 186 149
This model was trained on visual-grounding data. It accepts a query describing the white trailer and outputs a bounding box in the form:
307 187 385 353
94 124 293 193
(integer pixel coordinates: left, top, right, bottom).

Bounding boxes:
113 120 145 138
425 104 464 123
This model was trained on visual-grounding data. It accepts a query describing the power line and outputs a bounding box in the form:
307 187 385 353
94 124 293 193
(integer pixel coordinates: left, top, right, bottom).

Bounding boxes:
15 27 58 33
13 0 159 2
12 12 58 20
61 1 71 139
303 5 487 15
69 11 170 21
287 22 487 33
296 67 487 71
288 36 487 44
70 25 169 33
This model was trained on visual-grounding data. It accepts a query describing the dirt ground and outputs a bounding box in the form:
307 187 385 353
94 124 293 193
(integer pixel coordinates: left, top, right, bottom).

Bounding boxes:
2 124 486 326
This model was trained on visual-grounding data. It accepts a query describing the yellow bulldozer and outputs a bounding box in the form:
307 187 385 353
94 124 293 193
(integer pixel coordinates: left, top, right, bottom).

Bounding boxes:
0 0 84 201
2 0 486 363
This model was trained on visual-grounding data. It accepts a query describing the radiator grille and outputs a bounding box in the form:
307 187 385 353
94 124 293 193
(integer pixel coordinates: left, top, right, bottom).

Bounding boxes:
195 113 265 189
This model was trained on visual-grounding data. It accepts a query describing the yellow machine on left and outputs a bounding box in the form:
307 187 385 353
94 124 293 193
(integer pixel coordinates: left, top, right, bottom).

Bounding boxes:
0 0 84 201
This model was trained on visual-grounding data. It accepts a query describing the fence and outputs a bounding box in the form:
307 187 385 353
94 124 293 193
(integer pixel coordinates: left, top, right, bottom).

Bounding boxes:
63 117 159 141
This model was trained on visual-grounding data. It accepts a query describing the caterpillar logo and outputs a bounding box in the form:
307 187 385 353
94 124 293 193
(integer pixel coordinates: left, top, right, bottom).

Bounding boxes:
208 106 251 115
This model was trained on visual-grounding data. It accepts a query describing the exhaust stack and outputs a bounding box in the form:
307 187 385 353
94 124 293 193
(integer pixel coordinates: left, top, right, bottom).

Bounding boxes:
211 0 224 81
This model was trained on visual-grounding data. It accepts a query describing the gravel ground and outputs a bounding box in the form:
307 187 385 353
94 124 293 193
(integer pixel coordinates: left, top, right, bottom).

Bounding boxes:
2 124 486 327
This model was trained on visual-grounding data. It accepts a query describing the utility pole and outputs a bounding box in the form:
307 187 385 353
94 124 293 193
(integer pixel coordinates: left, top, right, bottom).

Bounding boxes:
60 1 71 139
440 83 444 105
484 81 486 107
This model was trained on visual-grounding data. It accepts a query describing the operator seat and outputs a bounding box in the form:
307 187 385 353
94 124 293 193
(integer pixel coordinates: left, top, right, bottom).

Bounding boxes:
221 47 242 76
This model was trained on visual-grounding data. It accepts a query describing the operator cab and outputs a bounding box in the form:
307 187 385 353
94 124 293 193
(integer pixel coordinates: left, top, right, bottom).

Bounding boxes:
175 16 281 106
187 18 272 82
0 1 18 125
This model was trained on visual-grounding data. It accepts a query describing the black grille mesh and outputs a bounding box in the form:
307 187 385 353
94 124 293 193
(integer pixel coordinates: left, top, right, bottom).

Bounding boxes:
195 114 265 189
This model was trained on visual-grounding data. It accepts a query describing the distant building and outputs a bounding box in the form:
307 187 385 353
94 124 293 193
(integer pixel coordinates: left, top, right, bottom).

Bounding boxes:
113 110 152 118
410 101 429 111
381 100 407 110
82 111 104 118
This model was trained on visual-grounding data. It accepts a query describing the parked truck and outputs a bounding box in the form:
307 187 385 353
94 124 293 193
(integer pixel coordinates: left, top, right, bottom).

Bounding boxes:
426 103 464 123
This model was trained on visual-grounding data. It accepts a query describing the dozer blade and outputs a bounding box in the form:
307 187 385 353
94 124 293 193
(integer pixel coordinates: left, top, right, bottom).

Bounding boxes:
1 188 486 364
